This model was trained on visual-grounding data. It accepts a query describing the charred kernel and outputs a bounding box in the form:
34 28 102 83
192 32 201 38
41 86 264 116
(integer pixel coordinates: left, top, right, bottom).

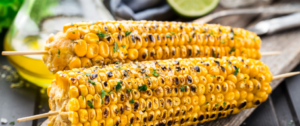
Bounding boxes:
118 34 122 41
134 102 139 111
173 60 179 65
226 105 230 110
255 100 261 105
220 66 226 72
149 115 153 121
233 65 238 71
174 77 179 85
188 49 192 56
187 76 193 83
194 66 200 72
180 119 184 124
104 95 110 105
90 73 98 80
167 120 172 126
176 66 181 72
142 53 147 59
103 81 108 87
219 106 223 111
161 66 167 71
191 86 196 92
107 71 113 77
193 118 197 122
210 113 215 118
149 34 155 42
214 60 220 66
217 112 222 118
131 35 136 43
140 69 146 73
198 115 204 121
239 102 247 109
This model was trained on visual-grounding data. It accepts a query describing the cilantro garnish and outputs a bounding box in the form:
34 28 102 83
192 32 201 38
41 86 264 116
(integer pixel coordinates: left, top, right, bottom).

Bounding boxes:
180 86 187 92
101 89 105 98
138 84 147 91
97 32 106 38
58 49 60 57
166 34 171 38
229 47 236 54
234 67 239 76
87 100 94 108
113 42 119 53
125 31 132 37
170 32 175 35
116 82 122 92
129 99 135 104
88 80 96 85
84 73 91 77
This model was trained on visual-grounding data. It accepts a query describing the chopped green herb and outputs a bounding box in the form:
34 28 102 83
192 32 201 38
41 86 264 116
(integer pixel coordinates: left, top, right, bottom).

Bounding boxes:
116 110 120 113
229 47 236 54
180 86 187 92
210 75 216 77
9 121 15 125
223 102 226 106
82 94 85 100
205 102 209 105
58 49 60 57
101 89 105 98
116 82 122 92
166 34 171 38
125 31 132 37
138 84 147 91
215 104 219 107
228 64 231 67
130 18 133 21
72 32 75 34
113 42 119 53
87 100 94 108
121 45 126 48
188 38 192 43
118 66 122 69
130 99 135 104
102 99 104 104
127 88 132 92
253 38 256 41
88 80 96 85
84 73 91 77
143 107 147 112
170 32 176 35
97 32 106 38
221 40 226 43
71 23 74 26
288 120 294 125
234 67 239 76
151 70 159 77
108 91 113 94
209 32 214 36
212 51 216 57
244 77 247 79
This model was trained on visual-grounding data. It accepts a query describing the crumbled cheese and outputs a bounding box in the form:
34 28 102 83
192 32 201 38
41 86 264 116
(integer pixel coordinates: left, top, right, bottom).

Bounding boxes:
1 118 7 124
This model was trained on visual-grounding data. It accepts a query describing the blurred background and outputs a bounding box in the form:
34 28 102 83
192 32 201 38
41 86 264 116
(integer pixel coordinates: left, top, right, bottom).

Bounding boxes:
1 0 300 126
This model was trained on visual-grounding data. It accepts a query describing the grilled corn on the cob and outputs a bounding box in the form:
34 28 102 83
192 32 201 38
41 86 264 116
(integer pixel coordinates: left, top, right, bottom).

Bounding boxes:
43 21 261 73
47 56 272 126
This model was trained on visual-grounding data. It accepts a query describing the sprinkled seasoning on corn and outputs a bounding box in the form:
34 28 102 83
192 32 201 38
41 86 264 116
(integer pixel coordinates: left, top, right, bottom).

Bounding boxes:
47 56 272 126
43 21 261 73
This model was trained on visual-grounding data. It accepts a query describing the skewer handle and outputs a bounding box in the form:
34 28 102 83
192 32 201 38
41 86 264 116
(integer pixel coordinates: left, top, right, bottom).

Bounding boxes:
17 111 59 122
2 51 47 55
273 71 300 80
261 51 281 56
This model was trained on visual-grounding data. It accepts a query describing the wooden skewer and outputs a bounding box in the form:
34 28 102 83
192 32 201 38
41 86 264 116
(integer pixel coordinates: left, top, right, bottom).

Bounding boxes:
17 111 59 122
2 51 280 56
261 51 281 56
2 51 47 55
273 71 300 80
16 71 300 123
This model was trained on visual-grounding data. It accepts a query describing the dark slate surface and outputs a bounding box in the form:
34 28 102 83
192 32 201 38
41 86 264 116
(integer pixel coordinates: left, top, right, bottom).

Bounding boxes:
0 29 39 126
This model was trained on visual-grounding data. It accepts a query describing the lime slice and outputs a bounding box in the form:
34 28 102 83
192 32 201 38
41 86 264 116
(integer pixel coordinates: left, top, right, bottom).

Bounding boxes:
167 0 219 17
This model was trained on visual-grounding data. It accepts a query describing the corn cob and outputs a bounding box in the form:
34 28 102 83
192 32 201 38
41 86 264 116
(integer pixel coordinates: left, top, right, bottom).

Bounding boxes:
43 21 261 73
47 56 272 126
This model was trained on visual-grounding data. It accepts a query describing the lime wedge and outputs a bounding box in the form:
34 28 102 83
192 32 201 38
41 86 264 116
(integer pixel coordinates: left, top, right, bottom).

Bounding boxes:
167 0 219 17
